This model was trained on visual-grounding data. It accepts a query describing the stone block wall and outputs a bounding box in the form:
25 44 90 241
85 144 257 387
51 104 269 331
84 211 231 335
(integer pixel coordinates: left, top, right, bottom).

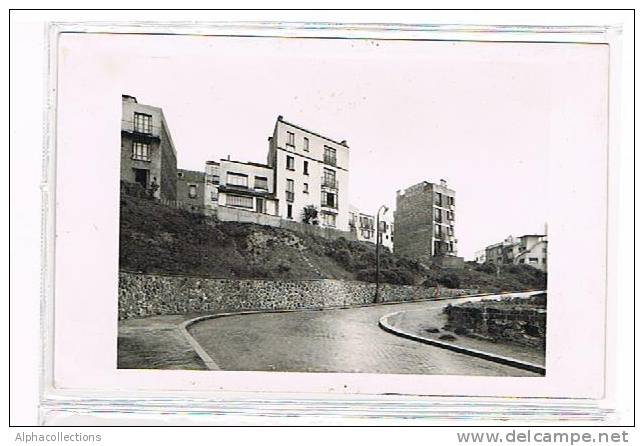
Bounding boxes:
443 298 547 350
118 271 478 320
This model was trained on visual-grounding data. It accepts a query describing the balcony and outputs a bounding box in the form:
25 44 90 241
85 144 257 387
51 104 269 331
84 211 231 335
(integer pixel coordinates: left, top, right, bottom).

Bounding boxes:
321 201 338 210
321 176 339 190
323 155 337 166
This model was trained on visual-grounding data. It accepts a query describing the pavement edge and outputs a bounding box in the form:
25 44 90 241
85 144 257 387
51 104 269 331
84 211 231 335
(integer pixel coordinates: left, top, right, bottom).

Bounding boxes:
378 311 546 376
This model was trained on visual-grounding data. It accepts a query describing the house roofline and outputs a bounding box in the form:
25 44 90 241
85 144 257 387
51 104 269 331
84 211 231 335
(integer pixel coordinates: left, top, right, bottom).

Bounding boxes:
276 116 349 148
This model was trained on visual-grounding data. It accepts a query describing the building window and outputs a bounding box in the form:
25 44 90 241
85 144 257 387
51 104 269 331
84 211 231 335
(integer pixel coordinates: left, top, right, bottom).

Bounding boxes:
322 168 336 188
132 142 150 161
303 160 309 175
188 185 197 199
133 113 152 134
434 225 442 237
448 226 454 236
324 146 337 166
254 176 268 190
529 257 539 264
360 216 373 230
321 191 336 209
256 197 265 214
133 168 148 189
287 204 293 219
287 131 295 146
519 259 525 264
226 172 248 188
303 137 309 152
321 212 336 227
286 155 295 171
226 194 253 208
303 183 309 194
286 179 295 202
434 208 442 223
210 190 218 202
448 196 455 206
435 192 443 206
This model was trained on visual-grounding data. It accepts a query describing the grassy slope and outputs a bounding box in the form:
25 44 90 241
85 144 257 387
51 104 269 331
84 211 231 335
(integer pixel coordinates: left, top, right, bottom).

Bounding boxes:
119 189 546 291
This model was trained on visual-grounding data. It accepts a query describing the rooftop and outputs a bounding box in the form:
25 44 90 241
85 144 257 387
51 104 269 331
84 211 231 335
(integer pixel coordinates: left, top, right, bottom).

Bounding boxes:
277 115 348 148
222 159 272 169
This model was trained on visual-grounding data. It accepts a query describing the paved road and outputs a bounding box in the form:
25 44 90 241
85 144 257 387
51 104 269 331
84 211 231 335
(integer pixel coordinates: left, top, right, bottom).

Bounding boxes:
188 294 540 376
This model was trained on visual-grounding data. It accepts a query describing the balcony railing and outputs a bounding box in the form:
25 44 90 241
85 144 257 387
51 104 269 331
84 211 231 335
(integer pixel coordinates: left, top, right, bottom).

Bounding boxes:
323 155 337 166
321 201 338 210
321 177 338 190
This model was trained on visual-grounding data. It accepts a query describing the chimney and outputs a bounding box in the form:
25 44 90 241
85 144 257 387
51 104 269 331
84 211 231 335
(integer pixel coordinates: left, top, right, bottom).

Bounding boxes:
227 155 231 161
341 140 348 146
277 115 283 121
440 178 447 187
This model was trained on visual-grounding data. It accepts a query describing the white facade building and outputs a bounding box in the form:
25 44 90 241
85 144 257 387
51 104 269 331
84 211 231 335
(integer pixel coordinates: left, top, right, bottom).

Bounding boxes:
349 205 394 251
217 159 278 216
267 116 350 231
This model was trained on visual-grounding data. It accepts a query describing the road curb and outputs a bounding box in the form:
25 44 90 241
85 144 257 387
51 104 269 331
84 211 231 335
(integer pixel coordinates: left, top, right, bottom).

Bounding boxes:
378 311 546 376
180 316 222 371
180 290 545 372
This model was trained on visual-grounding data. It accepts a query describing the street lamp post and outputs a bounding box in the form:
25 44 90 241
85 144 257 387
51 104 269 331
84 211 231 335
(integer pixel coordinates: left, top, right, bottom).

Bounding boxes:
374 205 389 303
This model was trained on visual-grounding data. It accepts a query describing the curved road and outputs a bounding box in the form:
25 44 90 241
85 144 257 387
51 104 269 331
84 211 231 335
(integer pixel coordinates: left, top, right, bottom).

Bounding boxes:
188 295 540 377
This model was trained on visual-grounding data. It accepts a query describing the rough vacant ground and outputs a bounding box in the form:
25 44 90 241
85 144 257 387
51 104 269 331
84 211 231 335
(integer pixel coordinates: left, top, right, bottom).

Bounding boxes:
119 185 547 291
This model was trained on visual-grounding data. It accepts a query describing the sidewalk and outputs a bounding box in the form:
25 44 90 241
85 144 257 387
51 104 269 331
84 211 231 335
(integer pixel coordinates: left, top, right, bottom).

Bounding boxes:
118 314 208 370
381 306 545 368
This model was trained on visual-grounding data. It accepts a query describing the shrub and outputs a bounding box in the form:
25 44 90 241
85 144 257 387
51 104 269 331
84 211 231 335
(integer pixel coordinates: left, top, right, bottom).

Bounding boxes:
437 273 461 289
302 205 319 225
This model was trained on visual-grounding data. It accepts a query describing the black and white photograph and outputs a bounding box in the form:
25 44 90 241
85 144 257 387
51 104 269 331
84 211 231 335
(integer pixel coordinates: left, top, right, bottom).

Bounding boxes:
108 33 591 378
9 8 636 432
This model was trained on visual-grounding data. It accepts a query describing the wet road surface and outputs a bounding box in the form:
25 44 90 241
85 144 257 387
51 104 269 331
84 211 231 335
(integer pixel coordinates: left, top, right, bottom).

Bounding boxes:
188 296 540 377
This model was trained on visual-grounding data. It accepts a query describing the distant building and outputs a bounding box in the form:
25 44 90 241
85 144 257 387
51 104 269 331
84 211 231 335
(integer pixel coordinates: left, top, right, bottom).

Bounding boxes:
176 169 206 212
120 95 177 200
349 205 394 251
483 234 548 272
267 116 350 230
474 249 487 263
217 158 278 216
394 180 459 265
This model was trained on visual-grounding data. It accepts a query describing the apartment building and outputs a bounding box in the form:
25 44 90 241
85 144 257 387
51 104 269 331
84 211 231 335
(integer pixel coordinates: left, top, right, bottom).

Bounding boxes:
120 95 177 200
483 234 548 272
474 249 487 263
176 169 206 212
394 180 458 264
349 205 394 251
267 116 350 230
217 159 278 216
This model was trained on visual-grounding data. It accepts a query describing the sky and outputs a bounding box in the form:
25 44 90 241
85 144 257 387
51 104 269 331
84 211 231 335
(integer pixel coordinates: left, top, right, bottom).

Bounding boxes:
60 33 608 259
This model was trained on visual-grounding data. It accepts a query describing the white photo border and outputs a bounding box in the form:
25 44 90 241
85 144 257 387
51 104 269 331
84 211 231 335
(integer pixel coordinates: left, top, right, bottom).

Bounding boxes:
40 20 623 425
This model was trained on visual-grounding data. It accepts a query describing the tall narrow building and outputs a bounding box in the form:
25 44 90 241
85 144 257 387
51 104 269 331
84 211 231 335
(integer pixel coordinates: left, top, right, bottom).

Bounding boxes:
267 116 350 230
120 95 178 200
394 179 461 266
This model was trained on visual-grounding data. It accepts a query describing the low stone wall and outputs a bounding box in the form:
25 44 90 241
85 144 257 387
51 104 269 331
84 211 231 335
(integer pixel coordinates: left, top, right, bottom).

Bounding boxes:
443 296 547 350
119 272 478 320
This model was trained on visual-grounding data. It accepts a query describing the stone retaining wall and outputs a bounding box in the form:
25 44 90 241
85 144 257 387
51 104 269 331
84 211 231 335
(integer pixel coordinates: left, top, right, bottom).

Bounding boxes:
119 271 478 320
443 296 547 350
